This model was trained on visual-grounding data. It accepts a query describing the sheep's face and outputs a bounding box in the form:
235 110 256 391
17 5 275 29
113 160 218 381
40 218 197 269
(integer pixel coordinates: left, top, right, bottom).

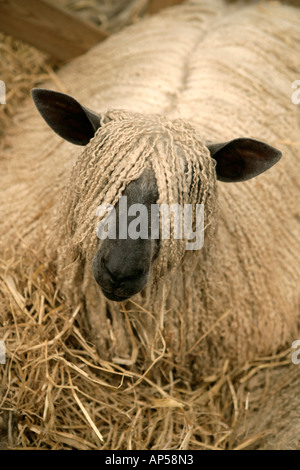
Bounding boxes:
31 89 282 302
92 167 160 301
80 115 215 302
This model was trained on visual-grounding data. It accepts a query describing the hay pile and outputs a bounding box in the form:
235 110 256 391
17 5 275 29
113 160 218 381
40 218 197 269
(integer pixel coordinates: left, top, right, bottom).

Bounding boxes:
1 0 300 450
1 252 294 449
0 34 50 139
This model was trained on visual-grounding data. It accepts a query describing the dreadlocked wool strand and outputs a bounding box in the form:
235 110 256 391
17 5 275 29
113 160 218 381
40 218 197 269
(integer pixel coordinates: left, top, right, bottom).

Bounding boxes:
50 111 217 368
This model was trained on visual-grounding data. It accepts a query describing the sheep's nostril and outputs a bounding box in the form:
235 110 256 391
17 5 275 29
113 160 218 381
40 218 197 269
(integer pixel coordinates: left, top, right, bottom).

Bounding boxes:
101 257 117 282
118 273 144 287
132 268 147 281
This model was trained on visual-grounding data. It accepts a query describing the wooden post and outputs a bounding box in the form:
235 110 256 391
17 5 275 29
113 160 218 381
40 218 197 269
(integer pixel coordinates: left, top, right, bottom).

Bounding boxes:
147 0 184 14
0 0 108 61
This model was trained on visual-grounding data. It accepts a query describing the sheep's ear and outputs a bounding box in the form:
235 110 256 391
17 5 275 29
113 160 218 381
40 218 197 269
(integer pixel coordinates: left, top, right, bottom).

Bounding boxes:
31 88 101 145
207 138 282 182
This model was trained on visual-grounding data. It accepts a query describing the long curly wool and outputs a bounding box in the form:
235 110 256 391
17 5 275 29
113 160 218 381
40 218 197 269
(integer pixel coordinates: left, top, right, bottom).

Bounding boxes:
51 110 218 369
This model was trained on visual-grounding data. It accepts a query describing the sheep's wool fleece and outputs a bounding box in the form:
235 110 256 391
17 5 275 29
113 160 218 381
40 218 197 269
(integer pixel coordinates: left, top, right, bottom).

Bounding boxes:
53 110 218 369
57 111 216 270
1 0 300 375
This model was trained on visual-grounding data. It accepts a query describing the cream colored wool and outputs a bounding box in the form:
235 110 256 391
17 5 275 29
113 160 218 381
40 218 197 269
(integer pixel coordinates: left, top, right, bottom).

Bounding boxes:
51 110 218 367
0 0 300 449
56 111 216 269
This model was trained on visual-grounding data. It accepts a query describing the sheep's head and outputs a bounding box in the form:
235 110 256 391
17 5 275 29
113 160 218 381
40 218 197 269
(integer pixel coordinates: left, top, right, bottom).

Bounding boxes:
32 89 282 301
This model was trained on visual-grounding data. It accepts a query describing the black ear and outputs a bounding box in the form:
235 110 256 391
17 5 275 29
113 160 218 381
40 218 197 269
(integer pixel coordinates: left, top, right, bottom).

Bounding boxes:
31 88 101 145
207 138 282 182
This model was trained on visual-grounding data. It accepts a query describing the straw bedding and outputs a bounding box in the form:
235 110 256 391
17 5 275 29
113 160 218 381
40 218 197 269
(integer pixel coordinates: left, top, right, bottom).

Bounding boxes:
0 33 49 139
1 0 300 450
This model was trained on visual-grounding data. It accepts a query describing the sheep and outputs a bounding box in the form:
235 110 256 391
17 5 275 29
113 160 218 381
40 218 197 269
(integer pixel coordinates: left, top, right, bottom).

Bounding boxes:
26 0 300 372
1 0 300 449
31 91 286 371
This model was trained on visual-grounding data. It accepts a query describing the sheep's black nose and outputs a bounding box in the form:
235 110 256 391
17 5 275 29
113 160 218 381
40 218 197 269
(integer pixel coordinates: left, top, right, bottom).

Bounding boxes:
100 257 146 287
92 251 150 301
